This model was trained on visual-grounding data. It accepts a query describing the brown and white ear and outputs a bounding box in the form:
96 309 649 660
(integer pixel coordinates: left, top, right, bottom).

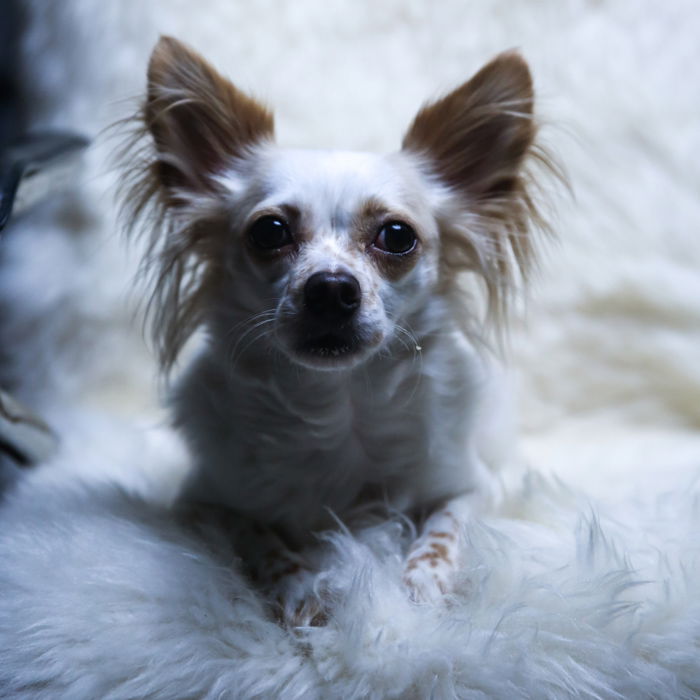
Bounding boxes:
402 51 535 201
402 52 546 324
145 36 274 197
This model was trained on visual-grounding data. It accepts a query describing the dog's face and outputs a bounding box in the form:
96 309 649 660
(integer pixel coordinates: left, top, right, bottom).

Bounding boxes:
217 147 442 369
133 37 540 372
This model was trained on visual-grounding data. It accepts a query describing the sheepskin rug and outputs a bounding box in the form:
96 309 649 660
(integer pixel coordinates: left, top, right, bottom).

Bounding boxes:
1 1 699 698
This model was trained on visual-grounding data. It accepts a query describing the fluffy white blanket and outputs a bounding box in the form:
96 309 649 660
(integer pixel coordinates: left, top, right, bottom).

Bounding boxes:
1 1 699 697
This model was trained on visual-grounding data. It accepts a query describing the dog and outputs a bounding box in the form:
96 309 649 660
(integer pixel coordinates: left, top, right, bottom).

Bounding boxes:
123 36 548 626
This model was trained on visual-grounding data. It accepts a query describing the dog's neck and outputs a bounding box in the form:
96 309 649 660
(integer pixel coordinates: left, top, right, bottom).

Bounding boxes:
210 329 428 406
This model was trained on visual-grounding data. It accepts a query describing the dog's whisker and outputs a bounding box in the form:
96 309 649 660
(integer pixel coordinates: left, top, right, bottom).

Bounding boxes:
393 323 424 403
230 330 273 371
229 320 274 361
224 309 277 339
227 317 276 366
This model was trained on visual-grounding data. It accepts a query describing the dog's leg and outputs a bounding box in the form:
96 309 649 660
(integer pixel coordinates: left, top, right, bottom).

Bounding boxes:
181 505 326 625
403 498 467 603
403 467 499 603
246 531 329 628
266 557 328 628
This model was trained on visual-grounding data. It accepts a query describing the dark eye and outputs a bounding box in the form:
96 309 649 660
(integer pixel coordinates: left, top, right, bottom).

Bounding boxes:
248 216 293 250
373 221 417 255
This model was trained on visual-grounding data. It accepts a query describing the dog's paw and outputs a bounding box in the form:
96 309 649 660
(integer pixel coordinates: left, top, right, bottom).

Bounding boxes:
403 531 457 603
271 566 328 628
280 593 328 628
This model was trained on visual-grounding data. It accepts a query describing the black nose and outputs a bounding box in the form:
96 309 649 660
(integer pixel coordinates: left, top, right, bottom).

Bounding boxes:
303 271 361 321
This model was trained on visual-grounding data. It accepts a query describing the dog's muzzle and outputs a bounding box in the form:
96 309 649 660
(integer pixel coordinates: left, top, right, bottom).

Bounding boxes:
303 271 361 322
296 270 363 361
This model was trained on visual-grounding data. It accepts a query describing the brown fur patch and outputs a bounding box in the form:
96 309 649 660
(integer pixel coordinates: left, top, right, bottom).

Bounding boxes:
427 531 456 541
353 197 422 282
146 36 274 195
243 204 303 263
118 36 275 372
409 550 452 566
429 542 449 559
403 52 535 199
402 51 560 327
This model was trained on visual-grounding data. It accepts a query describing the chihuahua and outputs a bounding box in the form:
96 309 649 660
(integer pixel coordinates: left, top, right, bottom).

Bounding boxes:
124 36 547 625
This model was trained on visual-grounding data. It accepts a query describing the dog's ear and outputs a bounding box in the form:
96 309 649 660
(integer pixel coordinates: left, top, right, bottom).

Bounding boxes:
403 53 548 326
402 52 534 201
145 36 274 197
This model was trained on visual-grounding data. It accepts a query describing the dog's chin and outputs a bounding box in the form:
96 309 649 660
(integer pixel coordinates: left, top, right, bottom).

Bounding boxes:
284 331 381 371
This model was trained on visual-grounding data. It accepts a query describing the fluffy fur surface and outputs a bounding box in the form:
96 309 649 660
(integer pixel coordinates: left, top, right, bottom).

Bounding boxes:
0 1 699 698
2 467 700 698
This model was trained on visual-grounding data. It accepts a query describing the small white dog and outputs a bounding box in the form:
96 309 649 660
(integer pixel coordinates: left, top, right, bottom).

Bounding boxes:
125 37 548 625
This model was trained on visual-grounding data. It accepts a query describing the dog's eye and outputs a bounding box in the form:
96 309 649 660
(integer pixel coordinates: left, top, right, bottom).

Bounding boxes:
373 221 417 255
248 216 292 250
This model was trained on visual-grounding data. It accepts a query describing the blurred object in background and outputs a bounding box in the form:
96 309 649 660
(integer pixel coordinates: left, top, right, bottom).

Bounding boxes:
0 132 89 234
0 1 182 500
0 0 86 482
0 389 56 468
0 0 22 150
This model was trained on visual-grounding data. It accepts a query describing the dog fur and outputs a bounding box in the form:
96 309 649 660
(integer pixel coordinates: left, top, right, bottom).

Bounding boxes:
123 36 548 623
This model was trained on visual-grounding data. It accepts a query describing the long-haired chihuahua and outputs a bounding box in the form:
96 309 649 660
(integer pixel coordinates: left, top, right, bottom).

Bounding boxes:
123 36 550 626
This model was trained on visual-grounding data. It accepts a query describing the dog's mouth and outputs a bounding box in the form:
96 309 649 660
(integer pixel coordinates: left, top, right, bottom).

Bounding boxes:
297 331 360 361
276 309 386 371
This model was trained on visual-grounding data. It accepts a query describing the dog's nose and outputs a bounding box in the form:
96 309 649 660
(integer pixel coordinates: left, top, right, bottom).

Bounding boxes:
303 271 361 320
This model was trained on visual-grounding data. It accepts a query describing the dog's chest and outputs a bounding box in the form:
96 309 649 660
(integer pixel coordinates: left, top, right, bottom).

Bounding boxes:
179 355 438 531
238 374 429 527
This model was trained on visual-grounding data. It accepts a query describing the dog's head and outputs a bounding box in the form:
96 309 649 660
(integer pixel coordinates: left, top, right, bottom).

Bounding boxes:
126 37 545 372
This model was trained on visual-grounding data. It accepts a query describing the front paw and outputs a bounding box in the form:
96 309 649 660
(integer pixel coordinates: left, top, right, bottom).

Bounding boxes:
270 566 328 628
403 533 456 603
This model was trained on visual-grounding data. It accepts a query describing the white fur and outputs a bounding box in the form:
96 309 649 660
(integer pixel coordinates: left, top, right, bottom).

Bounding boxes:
1 466 700 698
